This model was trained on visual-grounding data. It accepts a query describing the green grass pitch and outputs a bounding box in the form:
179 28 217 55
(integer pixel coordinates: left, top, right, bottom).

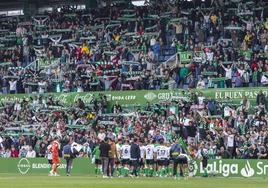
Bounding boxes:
0 175 267 188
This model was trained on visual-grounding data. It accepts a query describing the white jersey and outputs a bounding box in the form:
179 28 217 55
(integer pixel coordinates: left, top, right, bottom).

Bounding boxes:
120 144 131 159
166 146 171 159
145 144 155 160
46 145 52 160
140 146 146 159
154 145 169 160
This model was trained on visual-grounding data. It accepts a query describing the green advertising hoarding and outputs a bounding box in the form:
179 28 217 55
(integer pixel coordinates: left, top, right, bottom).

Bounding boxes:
0 158 267 178
0 158 93 175
0 87 267 108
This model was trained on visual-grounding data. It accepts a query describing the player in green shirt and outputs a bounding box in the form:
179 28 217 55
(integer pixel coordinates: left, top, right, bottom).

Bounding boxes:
91 143 101 175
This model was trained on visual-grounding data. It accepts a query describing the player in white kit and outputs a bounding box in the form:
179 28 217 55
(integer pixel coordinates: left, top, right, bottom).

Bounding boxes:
115 139 122 176
139 141 146 176
46 142 53 175
154 140 169 177
120 139 131 176
145 140 155 177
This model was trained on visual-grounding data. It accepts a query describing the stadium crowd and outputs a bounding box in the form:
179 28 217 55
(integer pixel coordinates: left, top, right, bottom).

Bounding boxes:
0 0 267 94
0 89 267 161
0 0 268 177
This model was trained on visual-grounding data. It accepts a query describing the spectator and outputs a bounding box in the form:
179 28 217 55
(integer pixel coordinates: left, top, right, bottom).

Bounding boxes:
11 146 19 158
248 144 259 159
217 146 231 159
256 90 265 106
26 146 36 158
19 148 27 158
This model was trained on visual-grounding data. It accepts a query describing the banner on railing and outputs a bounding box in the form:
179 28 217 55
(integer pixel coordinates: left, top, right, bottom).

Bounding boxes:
0 88 267 108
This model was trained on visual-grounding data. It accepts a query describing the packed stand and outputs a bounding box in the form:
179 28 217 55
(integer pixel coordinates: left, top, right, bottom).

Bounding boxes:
0 0 267 94
0 89 267 162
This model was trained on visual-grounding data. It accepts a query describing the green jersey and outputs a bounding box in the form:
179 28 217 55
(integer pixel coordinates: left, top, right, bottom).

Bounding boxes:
92 146 100 160
208 148 216 159
201 148 209 160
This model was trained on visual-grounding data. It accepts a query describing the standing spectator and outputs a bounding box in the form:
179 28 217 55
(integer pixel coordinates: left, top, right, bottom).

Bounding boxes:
112 101 122 114
256 90 265 106
9 79 17 94
261 74 268 86
98 128 106 141
1 78 8 94
226 131 235 158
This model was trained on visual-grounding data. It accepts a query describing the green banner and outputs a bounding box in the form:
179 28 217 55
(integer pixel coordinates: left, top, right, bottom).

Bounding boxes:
0 158 93 175
0 87 267 108
0 158 267 178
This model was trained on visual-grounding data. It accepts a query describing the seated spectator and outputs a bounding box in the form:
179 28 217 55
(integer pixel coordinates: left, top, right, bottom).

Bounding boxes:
217 146 231 159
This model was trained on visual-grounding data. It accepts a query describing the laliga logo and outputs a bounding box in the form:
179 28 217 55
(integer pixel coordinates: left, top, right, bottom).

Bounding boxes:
17 158 31 175
241 161 255 178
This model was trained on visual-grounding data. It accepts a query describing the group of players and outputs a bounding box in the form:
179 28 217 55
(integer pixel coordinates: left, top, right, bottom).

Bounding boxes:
92 138 202 178
46 137 209 178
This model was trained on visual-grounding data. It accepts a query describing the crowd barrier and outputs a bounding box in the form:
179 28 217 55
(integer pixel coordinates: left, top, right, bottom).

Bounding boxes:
0 158 267 178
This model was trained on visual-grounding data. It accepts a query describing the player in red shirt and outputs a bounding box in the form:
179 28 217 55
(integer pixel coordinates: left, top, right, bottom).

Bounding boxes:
49 137 60 176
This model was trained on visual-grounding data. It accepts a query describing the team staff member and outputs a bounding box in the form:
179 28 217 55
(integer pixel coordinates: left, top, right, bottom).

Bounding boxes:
108 138 118 177
100 138 111 178
170 139 183 177
130 138 141 177
63 139 73 176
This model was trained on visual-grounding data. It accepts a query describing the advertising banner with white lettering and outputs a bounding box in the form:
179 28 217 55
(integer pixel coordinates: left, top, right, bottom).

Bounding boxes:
0 87 267 109
0 158 267 178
